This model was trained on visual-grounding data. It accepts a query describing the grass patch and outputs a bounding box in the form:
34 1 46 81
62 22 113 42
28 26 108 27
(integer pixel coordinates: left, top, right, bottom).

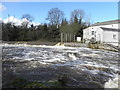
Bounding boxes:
4 77 68 88
87 43 99 49
24 81 47 88
6 78 28 88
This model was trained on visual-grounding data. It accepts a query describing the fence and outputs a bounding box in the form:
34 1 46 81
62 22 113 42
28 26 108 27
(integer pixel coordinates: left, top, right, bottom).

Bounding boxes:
61 33 76 42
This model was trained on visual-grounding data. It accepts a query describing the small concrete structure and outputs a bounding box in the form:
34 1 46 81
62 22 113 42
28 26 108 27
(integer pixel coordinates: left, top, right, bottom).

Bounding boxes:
77 37 81 42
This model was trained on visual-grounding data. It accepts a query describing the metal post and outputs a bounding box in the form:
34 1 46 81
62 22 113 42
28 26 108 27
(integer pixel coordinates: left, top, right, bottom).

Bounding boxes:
68 34 70 42
66 34 67 42
70 34 71 42
74 35 75 42
61 33 63 42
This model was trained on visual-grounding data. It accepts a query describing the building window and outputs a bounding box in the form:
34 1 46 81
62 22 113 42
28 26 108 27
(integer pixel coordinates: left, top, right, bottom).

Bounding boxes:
113 34 117 39
92 31 94 35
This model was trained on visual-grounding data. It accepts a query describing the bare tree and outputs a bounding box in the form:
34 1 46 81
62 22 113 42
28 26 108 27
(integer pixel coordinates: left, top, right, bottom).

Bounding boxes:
21 14 34 22
21 14 34 27
85 15 92 26
46 8 64 27
70 9 85 23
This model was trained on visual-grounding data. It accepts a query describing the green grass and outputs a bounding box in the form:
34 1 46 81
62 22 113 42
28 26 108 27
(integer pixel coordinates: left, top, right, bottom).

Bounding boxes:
24 81 47 88
4 78 68 88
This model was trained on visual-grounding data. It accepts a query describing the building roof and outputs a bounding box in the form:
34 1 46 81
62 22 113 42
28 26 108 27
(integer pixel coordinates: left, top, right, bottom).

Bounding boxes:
100 27 120 32
91 19 120 26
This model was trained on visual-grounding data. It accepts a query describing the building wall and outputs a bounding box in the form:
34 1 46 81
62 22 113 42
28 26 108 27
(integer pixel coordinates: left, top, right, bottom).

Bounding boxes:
83 28 90 41
83 23 119 46
103 30 118 46
95 28 104 42
83 26 103 43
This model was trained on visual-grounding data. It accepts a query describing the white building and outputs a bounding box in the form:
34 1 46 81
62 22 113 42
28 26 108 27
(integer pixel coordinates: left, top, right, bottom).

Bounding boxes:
83 20 120 46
